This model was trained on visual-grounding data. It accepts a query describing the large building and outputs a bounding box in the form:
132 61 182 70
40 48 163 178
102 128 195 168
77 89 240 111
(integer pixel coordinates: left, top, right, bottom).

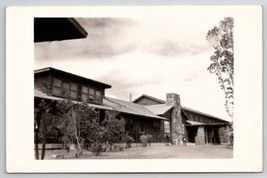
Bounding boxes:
34 67 229 145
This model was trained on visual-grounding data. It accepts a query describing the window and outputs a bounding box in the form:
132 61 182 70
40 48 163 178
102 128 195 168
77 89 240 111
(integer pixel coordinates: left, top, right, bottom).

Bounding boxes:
52 78 62 96
70 83 78 99
164 121 170 133
88 88 95 102
52 78 78 99
154 121 160 133
81 86 88 101
95 90 101 103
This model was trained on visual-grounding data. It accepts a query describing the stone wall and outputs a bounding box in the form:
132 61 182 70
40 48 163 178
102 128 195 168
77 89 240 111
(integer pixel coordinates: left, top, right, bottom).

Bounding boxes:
166 93 185 145
195 126 205 145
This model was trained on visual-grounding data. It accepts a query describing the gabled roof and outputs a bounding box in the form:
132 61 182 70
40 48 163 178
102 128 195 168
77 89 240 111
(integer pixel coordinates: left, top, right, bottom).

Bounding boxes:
35 67 112 89
132 94 165 104
35 89 111 110
133 94 229 123
181 106 228 123
103 97 167 120
144 104 173 115
34 18 88 42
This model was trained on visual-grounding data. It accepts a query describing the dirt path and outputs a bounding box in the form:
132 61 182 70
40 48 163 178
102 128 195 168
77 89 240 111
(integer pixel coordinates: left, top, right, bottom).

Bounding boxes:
44 144 233 159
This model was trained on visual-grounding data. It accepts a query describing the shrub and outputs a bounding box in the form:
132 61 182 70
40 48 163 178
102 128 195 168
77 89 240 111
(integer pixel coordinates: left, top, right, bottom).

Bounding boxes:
140 135 148 147
146 134 153 146
124 134 135 148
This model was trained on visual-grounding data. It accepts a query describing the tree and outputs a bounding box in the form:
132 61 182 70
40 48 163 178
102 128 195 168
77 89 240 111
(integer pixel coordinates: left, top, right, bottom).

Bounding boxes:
34 99 54 160
101 111 126 151
206 17 234 119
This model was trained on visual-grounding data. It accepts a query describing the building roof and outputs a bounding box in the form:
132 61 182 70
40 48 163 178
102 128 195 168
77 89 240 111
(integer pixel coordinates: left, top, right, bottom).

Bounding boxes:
144 104 173 115
35 89 111 110
185 120 205 126
181 106 228 123
132 94 229 123
34 18 88 42
35 67 112 89
103 97 167 120
132 94 165 104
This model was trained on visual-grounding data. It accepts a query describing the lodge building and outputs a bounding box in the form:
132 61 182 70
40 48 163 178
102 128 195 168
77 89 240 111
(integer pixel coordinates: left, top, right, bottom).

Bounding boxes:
34 18 229 146
34 67 230 145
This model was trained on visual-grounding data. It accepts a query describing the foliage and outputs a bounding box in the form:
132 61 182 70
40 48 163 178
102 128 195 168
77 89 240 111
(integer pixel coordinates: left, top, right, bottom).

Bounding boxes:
101 111 126 149
124 133 135 148
206 17 234 118
140 135 148 147
36 97 129 157
146 134 153 146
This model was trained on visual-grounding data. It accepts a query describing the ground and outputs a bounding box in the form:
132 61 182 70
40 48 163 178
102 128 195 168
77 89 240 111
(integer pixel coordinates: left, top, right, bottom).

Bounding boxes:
41 143 233 159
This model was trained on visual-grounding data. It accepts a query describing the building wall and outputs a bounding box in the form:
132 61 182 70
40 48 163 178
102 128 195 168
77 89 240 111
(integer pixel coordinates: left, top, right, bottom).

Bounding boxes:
34 75 53 95
123 114 165 143
35 74 105 104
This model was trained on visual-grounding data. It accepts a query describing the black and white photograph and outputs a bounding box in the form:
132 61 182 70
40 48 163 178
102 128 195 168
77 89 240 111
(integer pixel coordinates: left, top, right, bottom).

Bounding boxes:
6 6 262 172
34 16 234 159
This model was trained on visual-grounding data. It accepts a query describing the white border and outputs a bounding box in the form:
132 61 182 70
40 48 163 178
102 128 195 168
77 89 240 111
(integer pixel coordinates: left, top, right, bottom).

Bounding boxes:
6 6 262 172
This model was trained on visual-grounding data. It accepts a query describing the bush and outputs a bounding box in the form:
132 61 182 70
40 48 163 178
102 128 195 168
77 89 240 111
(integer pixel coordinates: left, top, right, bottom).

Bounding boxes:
89 142 105 156
124 134 135 148
140 135 148 147
146 134 153 146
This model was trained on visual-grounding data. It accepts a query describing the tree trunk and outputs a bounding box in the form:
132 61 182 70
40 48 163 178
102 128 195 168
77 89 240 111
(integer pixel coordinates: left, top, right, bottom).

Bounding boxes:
34 131 39 160
72 109 82 157
41 114 47 160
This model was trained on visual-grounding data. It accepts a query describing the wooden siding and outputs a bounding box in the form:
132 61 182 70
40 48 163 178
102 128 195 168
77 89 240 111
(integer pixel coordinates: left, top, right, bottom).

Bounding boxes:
35 73 105 104
123 114 165 143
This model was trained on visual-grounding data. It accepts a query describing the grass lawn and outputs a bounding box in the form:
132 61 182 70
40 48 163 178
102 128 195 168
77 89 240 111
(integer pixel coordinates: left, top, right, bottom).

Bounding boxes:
42 144 233 159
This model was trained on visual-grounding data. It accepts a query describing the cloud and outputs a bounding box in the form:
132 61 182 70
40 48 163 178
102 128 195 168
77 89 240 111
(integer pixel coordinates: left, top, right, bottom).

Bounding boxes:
147 39 212 57
35 18 137 62
34 16 231 121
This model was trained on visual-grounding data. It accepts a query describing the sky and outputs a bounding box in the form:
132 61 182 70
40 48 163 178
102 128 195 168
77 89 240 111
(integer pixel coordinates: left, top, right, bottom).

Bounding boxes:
34 16 232 122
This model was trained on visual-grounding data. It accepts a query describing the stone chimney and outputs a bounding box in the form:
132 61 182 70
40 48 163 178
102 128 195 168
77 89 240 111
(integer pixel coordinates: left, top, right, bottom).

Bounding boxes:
166 93 180 106
166 93 185 145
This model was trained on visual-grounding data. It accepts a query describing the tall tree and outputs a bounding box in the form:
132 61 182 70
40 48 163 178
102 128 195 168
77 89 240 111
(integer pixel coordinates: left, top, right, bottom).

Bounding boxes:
206 17 234 119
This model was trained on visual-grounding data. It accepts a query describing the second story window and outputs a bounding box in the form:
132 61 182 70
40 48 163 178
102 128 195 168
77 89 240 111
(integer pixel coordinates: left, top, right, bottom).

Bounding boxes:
95 90 101 103
70 83 78 99
81 86 88 101
62 82 70 97
51 78 103 104
52 78 62 96
88 88 95 102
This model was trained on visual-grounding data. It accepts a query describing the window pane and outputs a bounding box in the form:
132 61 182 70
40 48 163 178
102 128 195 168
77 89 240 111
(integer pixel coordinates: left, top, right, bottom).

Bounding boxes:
95 98 101 103
89 88 94 95
71 83 78 91
96 90 101 96
81 93 87 101
52 87 61 96
89 95 94 101
82 86 88 93
53 78 61 87
63 82 69 89
70 91 78 99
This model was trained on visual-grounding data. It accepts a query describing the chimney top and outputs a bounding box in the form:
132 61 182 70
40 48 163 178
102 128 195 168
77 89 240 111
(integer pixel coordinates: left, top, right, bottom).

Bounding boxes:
166 93 180 106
